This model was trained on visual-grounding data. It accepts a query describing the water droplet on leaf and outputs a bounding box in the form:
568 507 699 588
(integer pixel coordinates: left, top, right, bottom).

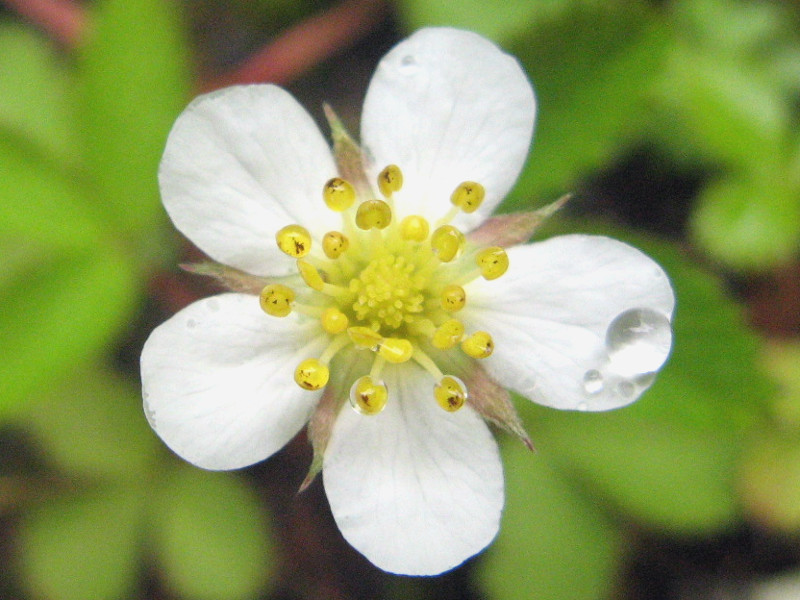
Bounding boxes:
606 308 671 376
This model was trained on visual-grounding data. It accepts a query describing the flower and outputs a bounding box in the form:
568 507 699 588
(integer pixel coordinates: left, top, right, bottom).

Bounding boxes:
141 27 675 576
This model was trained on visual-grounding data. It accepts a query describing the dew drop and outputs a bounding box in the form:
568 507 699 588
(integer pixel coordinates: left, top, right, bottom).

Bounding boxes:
399 54 419 74
186 318 197 329
606 308 671 376
582 369 604 395
616 380 635 398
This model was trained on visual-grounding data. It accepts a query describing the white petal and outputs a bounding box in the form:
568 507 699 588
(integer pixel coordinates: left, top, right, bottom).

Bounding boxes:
461 235 675 411
159 85 339 276
361 28 535 231
141 293 327 470
323 362 503 575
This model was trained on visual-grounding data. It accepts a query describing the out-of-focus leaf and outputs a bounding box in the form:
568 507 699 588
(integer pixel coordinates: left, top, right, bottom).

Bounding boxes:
480 442 622 600
152 467 275 600
518 231 771 532
0 140 104 248
762 342 800 428
740 433 800 532
692 173 800 270
505 1 668 205
77 0 189 236
18 485 143 600
23 367 158 481
0 247 138 417
0 25 78 165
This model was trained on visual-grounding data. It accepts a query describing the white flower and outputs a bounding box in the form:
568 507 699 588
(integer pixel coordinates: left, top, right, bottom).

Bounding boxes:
141 28 675 576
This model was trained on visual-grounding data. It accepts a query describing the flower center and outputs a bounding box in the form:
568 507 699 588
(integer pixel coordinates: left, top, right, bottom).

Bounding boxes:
260 165 509 415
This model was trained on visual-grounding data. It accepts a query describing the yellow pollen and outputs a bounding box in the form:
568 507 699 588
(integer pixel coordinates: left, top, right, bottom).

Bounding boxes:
276 224 312 258
378 338 414 363
432 318 465 349
378 164 403 197
349 376 388 415
348 326 383 349
430 225 465 262
461 331 494 358
440 284 466 312
259 284 295 317
476 246 509 280
294 358 329 390
355 199 392 230
434 375 468 412
450 181 486 213
321 307 349 334
399 215 430 241
323 177 356 211
322 231 349 259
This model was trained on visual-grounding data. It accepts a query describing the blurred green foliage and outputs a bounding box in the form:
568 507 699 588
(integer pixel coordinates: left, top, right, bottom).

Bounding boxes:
1 0 800 598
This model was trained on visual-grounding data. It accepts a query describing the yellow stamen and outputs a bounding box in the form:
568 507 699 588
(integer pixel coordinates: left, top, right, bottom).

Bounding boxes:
450 181 485 214
432 318 465 349
378 164 403 197
349 375 388 415
297 259 325 291
355 199 393 230
430 225 465 262
399 215 430 242
461 331 494 358
321 307 349 334
276 224 312 258
323 177 356 211
440 284 466 312
259 284 295 317
294 358 329 390
378 337 414 363
476 246 509 280
347 326 383 349
434 375 468 412
322 231 349 259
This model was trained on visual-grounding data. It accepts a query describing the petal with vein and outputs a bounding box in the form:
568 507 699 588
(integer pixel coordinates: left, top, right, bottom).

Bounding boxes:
323 362 503 575
159 85 339 276
360 28 535 231
141 293 326 470
462 235 675 411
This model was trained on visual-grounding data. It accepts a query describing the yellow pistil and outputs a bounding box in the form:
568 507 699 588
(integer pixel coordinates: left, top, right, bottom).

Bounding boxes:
276 224 312 258
259 284 295 317
323 177 356 211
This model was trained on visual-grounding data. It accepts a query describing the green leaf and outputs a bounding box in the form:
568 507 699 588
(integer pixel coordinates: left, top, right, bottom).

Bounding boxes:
479 442 622 600
691 172 800 270
77 0 189 236
152 467 275 600
0 24 79 165
505 1 668 205
515 232 772 532
23 366 158 481
18 485 143 600
0 246 138 417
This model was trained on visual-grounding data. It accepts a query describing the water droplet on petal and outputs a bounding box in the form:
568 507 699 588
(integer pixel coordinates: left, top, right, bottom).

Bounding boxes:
399 54 418 74
606 308 671 376
582 369 604 395
186 318 197 329
616 380 635 398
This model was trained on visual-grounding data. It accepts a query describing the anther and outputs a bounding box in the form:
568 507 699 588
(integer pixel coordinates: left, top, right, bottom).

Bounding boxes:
434 375 468 412
294 358 329 390
276 224 312 258
322 231 349 259
430 225 465 262
476 246 509 280
355 199 392 230
450 181 486 214
321 307 349 334
378 164 403 197
440 284 467 312
323 177 356 211
461 331 494 358
347 326 383 349
432 319 465 349
297 259 325 291
349 376 389 415
259 284 295 317
378 338 414 363
399 215 430 242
